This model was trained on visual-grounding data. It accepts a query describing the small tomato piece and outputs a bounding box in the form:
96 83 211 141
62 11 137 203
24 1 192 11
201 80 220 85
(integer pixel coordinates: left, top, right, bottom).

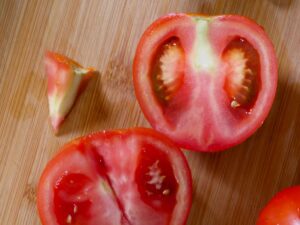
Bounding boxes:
256 186 300 225
45 51 95 133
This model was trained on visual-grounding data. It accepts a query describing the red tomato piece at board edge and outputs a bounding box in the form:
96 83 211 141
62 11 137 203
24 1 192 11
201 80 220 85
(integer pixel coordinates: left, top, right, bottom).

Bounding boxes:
256 186 300 225
37 128 192 225
133 13 278 152
45 51 96 133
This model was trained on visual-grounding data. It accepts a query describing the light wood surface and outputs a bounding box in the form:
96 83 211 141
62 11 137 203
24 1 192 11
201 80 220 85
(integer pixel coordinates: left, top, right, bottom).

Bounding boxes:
0 0 299 224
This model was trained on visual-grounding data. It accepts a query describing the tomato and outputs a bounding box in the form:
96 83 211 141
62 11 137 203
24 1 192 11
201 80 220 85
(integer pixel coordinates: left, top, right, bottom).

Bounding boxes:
256 186 300 225
133 13 277 152
45 52 95 133
37 128 192 225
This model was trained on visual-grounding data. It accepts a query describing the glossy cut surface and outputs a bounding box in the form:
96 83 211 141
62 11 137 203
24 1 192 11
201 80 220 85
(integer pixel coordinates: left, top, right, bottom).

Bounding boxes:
1 1 299 225
37 128 192 225
133 13 277 152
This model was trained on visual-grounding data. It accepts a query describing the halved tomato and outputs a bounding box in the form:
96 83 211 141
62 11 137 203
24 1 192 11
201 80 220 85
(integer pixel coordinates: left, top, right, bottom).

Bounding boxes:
256 186 300 225
133 13 277 152
37 128 192 225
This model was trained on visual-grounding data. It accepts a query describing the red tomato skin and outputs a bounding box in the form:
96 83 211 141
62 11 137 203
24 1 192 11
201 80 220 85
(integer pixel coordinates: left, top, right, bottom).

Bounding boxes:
46 51 94 96
256 186 300 225
45 51 96 133
133 13 278 152
37 140 82 225
209 15 278 152
37 128 192 225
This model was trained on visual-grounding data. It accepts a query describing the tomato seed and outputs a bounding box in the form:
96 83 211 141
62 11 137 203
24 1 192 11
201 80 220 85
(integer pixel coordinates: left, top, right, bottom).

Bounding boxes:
163 189 170 195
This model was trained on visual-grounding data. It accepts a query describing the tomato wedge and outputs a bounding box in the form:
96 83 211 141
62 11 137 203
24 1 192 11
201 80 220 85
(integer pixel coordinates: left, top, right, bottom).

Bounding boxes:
133 13 278 152
45 52 96 133
37 128 192 225
256 186 300 225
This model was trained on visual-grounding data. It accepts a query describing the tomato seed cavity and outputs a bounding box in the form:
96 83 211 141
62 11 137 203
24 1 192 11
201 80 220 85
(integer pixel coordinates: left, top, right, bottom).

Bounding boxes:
54 173 92 225
135 144 178 213
151 37 184 104
223 37 261 111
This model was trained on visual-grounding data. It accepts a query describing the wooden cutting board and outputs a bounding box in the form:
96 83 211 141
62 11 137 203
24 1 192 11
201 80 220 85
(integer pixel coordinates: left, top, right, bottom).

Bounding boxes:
0 0 299 224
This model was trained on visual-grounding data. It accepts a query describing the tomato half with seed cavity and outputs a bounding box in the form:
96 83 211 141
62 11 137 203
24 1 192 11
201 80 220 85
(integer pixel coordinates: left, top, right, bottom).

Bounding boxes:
133 13 277 152
37 128 192 225
256 186 300 225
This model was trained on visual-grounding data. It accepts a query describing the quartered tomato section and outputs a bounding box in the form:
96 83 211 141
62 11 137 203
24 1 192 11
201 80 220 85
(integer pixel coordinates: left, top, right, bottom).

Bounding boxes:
133 13 278 152
45 52 96 133
37 128 192 225
256 186 300 225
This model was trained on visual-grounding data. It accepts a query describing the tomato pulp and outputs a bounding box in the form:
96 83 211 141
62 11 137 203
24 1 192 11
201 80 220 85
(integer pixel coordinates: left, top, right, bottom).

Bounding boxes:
133 13 278 152
37 128 192 225
45 52 95 133
256 186 300 225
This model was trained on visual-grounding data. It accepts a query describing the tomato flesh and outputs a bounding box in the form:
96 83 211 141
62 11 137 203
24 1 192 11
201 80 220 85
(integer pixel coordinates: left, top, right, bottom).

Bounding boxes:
135 144 178 213
54 173 92 225
223 37 261 111
133 14 278 152
37 128 192 225
79 143 108 177
45 52 95 133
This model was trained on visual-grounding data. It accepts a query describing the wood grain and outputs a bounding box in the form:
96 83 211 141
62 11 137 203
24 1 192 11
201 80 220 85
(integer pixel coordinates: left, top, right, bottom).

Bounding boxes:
0 0 299 224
